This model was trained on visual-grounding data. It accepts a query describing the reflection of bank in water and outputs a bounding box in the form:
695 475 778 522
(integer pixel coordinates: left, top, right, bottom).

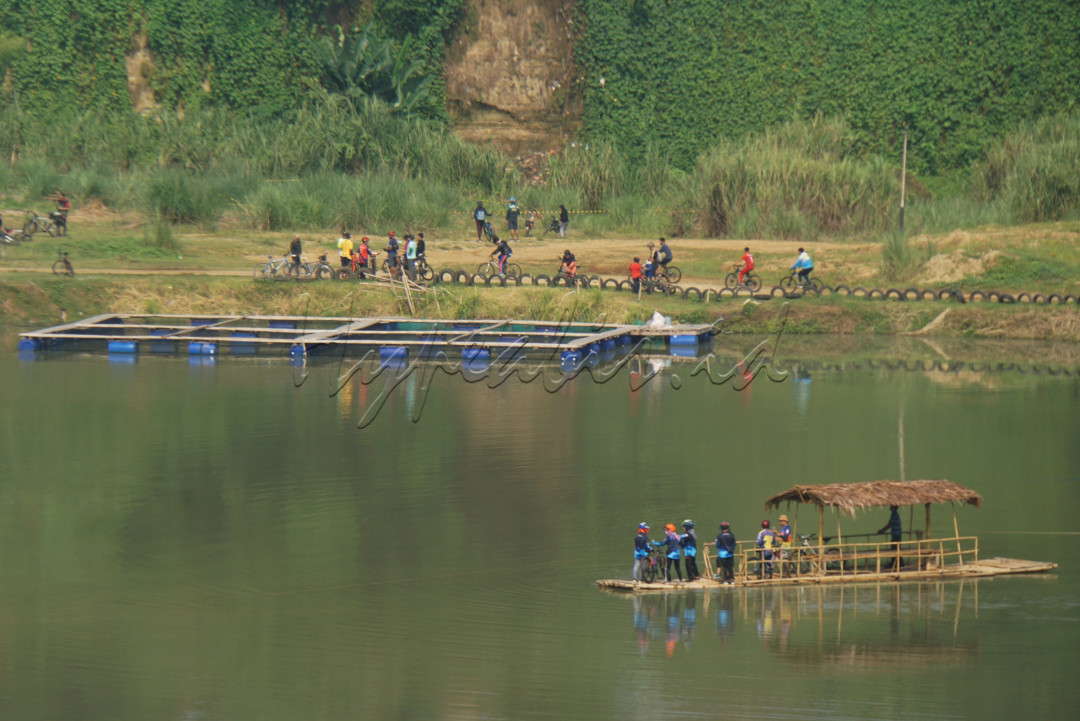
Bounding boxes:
616 580 983 664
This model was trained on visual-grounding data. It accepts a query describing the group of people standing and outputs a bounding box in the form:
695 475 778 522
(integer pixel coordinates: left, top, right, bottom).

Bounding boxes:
632 516 794 585
474 200 569 242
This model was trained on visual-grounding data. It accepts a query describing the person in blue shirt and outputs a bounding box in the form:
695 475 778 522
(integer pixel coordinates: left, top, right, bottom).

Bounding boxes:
662 523 684 583
877 505 903 569
756 520 779 578
679 520 700 581
791 247 814 287
506 197 520 240
715 522 736 584
633 522 660 581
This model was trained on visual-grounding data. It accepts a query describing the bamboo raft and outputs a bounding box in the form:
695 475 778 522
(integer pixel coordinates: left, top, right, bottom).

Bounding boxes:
598 480 1057 592
17 313 717 363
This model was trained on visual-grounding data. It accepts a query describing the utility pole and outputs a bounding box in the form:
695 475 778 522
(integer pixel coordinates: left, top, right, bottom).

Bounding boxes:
899 131 908 234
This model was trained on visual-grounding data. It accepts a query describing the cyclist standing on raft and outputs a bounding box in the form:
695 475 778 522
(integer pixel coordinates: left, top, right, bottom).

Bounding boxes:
737 247 754 285
776 514 792 575
715 522 736 584
633 522 659 581
662 523 684 583
490 237 513 276
680 520 700 581
791 247 814 286
756 520 779 578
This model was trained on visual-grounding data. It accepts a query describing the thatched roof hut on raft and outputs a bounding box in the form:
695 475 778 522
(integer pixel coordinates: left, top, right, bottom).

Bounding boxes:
764 479 983 550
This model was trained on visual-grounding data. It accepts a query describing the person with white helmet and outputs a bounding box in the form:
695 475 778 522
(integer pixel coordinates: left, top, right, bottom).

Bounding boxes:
679 520 700 581
506 197 520 241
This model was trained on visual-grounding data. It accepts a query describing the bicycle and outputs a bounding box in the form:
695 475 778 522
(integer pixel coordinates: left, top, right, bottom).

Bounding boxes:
794 533 837 575
780 269 822 292
478 256 522 280
479 220 499 244
553 261 588 288
253 255 293 279
292 253 336 280
639 548 665 583
22 211 64 238
539 215 560 238
52 249 74 276
654 262 681 284
724 264 762 292
413 254 435 282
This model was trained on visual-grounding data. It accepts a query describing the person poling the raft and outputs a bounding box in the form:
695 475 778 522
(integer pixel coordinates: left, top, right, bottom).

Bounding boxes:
632 522 661 581
662 523 684 583
679 520 700 581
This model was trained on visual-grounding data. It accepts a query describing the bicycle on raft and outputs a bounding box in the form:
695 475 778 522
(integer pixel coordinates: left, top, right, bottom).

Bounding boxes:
779 269 822 292
638 548 667 583
724 264 762 292
52 249 74 276
478 256 522 280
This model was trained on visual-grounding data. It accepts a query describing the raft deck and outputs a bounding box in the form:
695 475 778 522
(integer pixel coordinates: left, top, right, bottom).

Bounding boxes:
596 557 1058 592
18 313 718 362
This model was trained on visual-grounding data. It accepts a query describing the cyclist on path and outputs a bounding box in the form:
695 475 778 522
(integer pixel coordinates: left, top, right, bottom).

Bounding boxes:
490 237 513 276
737 247 754 285
791 247 814 287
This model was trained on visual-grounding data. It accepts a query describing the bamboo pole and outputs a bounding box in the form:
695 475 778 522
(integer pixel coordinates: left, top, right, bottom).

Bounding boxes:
818 506 824 576
952 502 963 567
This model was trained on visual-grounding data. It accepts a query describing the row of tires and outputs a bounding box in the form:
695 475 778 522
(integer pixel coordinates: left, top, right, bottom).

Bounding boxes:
427 269 1080 305
791 360 1079 375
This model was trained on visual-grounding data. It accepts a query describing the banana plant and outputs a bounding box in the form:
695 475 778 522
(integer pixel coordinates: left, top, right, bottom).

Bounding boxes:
316 24 432 116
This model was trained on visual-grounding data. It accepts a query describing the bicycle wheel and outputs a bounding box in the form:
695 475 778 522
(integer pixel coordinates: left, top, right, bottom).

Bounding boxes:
779 276 795 289
664 265 682 283
46 222 58 238
21 219 36 238
506 263 522 280
641 558 658 583
254 263 272 279
316 264 336 280
477 262 494 278
724 272 738 289
748 274 763 292
417 262 435 282
52 259 72 276
807 277 823 292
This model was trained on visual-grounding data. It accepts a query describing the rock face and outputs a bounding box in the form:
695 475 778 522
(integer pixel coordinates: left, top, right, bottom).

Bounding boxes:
444 0 583 158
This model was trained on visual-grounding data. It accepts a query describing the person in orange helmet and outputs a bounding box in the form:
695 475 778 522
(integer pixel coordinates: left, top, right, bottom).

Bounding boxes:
661 523 684 583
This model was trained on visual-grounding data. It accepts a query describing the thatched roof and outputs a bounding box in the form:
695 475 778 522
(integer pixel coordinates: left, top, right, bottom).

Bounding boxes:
764 480 982 518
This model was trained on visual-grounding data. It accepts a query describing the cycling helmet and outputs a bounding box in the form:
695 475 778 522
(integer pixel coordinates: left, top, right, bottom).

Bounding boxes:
682 519 694 529
361 236 369 242
509 196 516 203
761 520 770 528
639 522 649 531
665 523 676 533
720 522 730 530
388 230 396 237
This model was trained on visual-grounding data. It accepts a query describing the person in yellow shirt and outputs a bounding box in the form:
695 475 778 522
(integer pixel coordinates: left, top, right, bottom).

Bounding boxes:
337 231 354 269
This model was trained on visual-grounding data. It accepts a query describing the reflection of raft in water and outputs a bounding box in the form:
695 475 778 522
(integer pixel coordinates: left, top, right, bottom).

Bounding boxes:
597 480 1057 592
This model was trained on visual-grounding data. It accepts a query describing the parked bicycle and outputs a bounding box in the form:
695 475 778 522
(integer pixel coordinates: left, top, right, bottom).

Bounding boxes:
539 215 560 238
780 269 822 292
291 253 336 280
413 254 435 282
477 256 522 280
794 533 837 575
52 249 74 276
479 220 500 244
22 211 64 238
724 264 762 291
253 255 294 279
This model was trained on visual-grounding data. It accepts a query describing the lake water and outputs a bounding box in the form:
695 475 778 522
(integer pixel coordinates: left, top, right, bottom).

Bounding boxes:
1 335 1078 720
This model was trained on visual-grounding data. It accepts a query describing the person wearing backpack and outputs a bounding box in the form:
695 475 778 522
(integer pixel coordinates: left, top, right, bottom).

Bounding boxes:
679 520 700 581
474 201 489 242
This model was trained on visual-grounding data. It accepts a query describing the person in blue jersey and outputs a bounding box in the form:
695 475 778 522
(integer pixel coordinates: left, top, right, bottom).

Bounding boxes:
715 522 736 584
775 513 793 577
662 523 684 583
633 522 660 581
679 519 700 581
791 247 814 287
756 520 779 578
877 505 903 569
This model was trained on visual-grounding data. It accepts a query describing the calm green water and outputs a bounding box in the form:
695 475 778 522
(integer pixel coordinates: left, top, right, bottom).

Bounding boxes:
1 341 1078 721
